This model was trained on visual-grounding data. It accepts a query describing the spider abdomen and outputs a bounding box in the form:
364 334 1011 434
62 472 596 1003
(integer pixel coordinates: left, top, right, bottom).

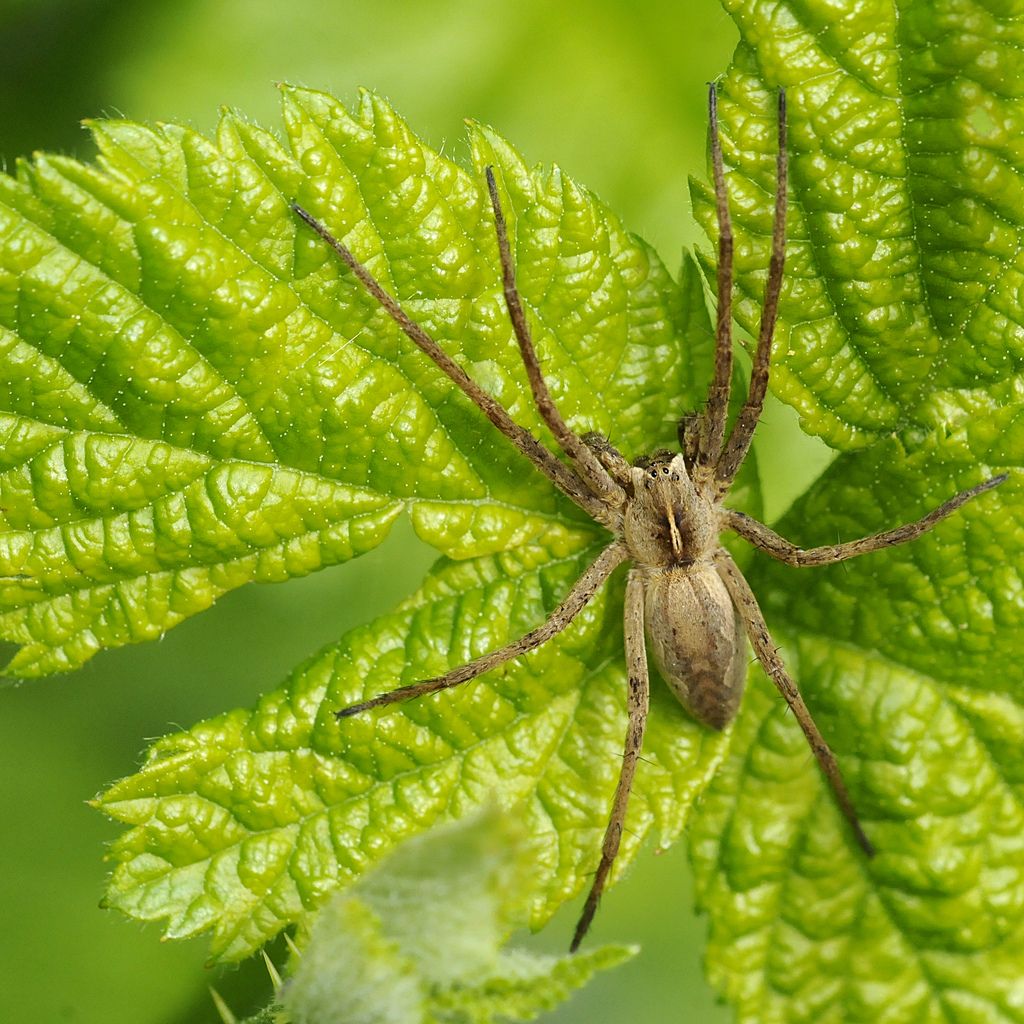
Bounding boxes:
643 565 746 730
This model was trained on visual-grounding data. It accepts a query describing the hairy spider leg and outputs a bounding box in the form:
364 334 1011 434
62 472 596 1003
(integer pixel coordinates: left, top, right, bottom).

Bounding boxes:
485 168 625 508
335 542 626 718
721 470 1007 855
714 549 874 854
571 568 650 952
715 88 788 491
693 82 735 480
724 472 1008 567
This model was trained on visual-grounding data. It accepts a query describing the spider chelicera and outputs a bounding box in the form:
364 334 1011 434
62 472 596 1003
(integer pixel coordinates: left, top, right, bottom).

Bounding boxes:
293 85 1006 951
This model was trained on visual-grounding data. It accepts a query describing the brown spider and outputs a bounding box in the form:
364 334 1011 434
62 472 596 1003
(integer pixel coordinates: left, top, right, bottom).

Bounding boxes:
293 85 1006 952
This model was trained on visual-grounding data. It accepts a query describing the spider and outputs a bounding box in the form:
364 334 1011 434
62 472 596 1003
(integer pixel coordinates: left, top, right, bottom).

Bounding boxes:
293 85 1006 952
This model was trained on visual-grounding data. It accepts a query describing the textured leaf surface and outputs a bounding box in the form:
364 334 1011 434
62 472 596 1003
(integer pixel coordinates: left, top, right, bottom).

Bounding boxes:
688 0 1024 1019
694 0 1024 452
99 536 727 960
0 84 687 673
283 810 633 1024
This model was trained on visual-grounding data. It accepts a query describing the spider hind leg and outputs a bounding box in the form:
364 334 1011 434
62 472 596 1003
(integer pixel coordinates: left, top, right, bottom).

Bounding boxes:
570 568 650 952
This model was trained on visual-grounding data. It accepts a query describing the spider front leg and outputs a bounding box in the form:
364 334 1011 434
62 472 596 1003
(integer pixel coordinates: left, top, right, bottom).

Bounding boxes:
571 568 650 952
713 88 788 492
694 86 788 494
723 472 1008 567
714 549 874 855
485 168 625 509
692 82 736 482
336 541 627 718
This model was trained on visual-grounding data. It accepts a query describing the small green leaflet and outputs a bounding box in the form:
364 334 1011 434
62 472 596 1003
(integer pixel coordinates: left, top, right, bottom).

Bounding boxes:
281 809 634 1024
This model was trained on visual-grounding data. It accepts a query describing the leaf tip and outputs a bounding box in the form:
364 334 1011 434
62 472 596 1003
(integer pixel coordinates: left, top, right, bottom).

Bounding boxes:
261 950 283 990
209 987 238 1024
275 81 301 106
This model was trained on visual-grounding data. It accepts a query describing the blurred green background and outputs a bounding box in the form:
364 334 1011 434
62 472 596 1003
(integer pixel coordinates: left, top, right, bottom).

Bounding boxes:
0 1 820 1021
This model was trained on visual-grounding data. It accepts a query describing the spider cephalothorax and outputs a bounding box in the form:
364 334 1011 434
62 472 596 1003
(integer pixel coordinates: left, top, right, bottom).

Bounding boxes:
293 85 1006 952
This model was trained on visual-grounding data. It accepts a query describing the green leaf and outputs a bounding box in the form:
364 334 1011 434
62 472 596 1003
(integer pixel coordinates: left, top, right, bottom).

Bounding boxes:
282 809 633 1024
98 536 727 960
54 85 748 962
0 84 690 673
688 0 1024 1019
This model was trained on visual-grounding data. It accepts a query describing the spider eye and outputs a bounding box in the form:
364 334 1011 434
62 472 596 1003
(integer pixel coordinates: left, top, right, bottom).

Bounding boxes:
649 470 657 479
661 466 669 475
